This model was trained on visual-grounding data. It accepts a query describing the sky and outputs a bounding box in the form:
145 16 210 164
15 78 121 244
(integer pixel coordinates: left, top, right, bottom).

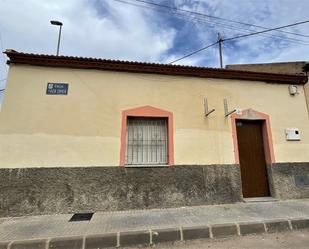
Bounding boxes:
0 0 309 106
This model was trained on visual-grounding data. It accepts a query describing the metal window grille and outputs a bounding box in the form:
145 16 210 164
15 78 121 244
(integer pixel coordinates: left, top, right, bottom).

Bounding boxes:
126 117 168 165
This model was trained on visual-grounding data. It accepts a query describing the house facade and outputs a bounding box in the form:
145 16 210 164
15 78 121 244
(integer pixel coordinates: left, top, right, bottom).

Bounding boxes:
0 50 309 217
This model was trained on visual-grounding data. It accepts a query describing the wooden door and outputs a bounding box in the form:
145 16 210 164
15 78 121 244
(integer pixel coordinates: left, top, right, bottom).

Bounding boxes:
236 120 270 198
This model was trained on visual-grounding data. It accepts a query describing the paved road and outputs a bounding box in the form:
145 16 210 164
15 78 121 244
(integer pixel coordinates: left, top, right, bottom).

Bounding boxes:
125 229 309 249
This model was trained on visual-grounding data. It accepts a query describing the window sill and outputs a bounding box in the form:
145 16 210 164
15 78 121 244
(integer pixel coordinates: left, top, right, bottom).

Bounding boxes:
124 164 169 168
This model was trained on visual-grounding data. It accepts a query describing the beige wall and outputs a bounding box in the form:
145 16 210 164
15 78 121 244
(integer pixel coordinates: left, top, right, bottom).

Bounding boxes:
1 64 309 168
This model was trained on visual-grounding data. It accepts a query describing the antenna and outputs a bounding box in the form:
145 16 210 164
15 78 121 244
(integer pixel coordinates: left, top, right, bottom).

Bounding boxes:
224 98 236 117
204 97 215 117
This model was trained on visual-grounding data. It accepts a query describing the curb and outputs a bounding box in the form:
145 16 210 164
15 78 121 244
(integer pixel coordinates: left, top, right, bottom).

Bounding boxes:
152 227 181 244
182 225 210 240
85 233 117 249
265 220 291 233
211 223 238 238
0 218 308 248
238 221 265 235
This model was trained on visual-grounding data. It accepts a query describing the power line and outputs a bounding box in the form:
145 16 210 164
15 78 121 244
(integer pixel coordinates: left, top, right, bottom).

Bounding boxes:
115 0 309 64
222 20 309 42
182 15 309 46
115 0 309 46
131 0 309 38
169 41 218 64
184 16 309 46
169 20 309 64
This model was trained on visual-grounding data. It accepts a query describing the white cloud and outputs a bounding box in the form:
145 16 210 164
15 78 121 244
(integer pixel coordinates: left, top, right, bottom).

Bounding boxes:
0 0 177 106
0 0 308 80
0 0 176 60
171 0 309 66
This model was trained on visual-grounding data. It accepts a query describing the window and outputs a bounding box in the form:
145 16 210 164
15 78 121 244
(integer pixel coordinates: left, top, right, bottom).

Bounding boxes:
119 105 174 166
126 117 168 165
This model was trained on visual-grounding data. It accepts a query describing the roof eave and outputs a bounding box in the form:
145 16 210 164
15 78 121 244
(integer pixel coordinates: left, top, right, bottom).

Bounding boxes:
4 50 308 85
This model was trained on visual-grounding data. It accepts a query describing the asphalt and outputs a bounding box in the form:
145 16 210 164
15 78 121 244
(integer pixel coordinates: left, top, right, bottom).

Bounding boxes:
0 199 308 248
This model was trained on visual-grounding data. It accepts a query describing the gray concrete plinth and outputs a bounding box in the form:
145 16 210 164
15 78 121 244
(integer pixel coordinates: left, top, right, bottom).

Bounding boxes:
0 165 242 218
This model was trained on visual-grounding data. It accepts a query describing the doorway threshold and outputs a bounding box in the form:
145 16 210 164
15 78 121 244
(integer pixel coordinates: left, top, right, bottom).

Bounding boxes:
243 197 278 203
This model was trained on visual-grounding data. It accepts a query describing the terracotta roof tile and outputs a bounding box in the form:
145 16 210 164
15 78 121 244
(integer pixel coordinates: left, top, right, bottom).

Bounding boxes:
4 50 308 85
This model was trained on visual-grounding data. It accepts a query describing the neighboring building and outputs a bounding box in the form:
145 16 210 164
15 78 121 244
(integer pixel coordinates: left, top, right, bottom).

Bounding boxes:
0 50 309 217
226 61 308 75
227 62 309 114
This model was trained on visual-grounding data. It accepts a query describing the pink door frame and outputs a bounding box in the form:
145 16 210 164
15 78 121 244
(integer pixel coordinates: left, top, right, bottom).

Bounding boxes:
119 105 174 166
231 109 275 165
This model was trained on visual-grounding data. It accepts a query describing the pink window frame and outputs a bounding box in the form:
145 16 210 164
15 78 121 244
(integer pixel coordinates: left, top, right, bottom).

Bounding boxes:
231 109 275 165
119 105 174 166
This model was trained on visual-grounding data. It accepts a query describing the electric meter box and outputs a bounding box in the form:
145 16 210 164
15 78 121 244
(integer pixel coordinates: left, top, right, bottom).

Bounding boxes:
288 85 298 95
285 128 300 141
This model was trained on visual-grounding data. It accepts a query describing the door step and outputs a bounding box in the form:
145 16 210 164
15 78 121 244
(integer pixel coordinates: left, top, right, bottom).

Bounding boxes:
243 197 278 203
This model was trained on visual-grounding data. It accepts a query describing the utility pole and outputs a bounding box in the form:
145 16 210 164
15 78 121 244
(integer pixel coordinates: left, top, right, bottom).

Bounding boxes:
217 33 223 68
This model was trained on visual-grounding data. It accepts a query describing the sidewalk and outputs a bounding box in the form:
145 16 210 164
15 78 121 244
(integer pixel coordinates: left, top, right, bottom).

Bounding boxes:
0 199 309 248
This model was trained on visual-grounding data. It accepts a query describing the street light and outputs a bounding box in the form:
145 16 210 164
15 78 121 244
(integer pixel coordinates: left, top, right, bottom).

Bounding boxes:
50 20 63 56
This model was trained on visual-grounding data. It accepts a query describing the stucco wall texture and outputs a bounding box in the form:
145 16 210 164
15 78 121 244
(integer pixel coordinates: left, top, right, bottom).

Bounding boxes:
0 64 309 168
0 165 242 217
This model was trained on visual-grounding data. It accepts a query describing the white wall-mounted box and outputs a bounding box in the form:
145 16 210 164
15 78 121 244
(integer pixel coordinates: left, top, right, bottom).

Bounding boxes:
285 128 301 141
288 85 298 95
